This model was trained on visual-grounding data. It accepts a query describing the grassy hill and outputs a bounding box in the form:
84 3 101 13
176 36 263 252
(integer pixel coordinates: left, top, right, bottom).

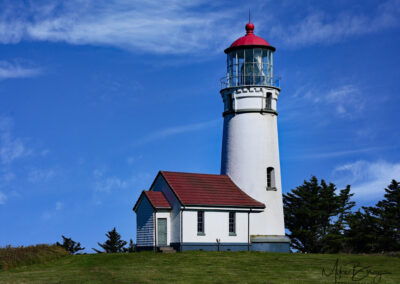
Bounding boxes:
0 244 68 271
0 250 399 283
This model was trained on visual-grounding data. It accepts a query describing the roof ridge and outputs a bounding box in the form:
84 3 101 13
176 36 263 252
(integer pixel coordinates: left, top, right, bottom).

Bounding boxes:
160 170 228 177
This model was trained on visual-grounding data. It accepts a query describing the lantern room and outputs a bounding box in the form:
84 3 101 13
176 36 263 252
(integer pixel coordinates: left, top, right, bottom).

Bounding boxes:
222 22 277 89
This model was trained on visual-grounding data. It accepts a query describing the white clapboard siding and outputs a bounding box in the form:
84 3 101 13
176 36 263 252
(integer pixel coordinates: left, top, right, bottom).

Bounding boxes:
136 197 154 247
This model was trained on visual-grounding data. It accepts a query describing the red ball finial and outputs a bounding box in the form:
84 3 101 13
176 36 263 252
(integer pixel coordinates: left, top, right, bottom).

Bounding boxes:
245 22 254 34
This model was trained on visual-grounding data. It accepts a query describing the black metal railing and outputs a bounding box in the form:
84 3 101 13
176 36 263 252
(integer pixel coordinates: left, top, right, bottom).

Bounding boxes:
220 75 280 89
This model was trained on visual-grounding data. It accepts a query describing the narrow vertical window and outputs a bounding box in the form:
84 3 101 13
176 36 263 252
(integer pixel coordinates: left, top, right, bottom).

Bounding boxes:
267 167 275 189
197 211 204 235
266 93 272 110
229 212 236 235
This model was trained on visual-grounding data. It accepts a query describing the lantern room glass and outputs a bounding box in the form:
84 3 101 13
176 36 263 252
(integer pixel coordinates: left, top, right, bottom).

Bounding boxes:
226 48 273 87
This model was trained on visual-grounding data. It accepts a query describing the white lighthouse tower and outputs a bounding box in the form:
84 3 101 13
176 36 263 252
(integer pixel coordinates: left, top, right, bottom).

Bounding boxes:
220 21 288 245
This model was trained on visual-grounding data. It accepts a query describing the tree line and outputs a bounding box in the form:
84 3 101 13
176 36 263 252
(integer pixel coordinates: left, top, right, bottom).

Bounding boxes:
283 177 400 253
57 227 135 254
58 177 399 255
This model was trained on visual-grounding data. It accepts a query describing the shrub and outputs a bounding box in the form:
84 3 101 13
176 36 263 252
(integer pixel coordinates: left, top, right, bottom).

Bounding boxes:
56 235 85 254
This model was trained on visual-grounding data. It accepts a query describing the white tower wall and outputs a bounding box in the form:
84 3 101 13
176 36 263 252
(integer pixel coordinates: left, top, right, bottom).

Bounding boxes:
220 86 285 236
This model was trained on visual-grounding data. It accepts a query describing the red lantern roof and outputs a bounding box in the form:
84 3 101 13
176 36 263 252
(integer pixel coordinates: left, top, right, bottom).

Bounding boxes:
225 22 275 53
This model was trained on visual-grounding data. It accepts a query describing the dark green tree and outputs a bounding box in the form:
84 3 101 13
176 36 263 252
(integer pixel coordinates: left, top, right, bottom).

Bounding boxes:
344 210 380 253
345 180 400 253
56 235 85 254
125 239 136 253
93 227 127 253
283 176 355 253
365 179 400 252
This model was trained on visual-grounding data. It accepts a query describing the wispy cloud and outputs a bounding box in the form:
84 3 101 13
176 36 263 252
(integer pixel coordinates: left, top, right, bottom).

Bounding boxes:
94 176 130 193
0 171 15 183
0 191 7 205
290 146 384 160
325 85 364 117
0 0 240 55
0 133 32 164
42 201 64 220
282 84 364 121
55 201 63 211
0 116 33 164
0 1 398 53
93 170 151 196
28 168 55 183
271 0 400 48
0 61 41 79
334 160 400 200
133 119 219 146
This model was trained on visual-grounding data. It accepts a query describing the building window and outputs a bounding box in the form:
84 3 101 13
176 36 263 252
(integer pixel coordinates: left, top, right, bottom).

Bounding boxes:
197 211 204 235
229 212 236 235
267 167 276 190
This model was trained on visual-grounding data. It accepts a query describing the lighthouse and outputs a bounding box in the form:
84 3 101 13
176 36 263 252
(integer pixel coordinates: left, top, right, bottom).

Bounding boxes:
220 21 287 240
133 20 290 253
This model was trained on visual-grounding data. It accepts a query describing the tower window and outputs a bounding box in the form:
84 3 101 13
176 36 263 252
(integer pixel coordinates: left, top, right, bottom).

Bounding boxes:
266 93 272 110
267 167 275 189
197 211 204 235
229 212 236 235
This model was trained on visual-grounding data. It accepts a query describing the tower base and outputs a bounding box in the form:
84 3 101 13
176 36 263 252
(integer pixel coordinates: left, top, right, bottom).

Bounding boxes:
250 235 291 253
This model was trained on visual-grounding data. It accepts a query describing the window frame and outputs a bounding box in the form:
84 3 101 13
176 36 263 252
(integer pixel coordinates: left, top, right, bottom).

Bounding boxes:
265 92 272 110
197 210 205 235
266 167 276 190
229 211 236 236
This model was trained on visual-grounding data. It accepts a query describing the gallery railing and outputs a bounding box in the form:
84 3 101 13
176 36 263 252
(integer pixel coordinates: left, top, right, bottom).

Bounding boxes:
220 75 280 89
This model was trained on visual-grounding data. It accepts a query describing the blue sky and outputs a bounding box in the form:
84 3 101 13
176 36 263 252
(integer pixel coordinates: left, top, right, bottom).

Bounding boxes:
0 0 399 251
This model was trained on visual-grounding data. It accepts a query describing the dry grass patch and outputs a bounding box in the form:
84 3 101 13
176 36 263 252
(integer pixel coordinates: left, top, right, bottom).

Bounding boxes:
0 244 69 270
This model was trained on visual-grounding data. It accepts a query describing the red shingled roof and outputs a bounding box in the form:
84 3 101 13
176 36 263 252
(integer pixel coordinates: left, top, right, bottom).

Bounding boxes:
158 171 265 208
133 190 171 211
144 191 171 208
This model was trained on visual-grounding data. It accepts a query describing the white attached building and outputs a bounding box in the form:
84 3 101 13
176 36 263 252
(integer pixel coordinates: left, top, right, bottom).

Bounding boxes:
134 171 289 252
133 21 290 252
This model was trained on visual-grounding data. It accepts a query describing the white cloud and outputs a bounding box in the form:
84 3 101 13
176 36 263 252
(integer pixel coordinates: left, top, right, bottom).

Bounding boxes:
0 116 33 164
271 0 400 48
0 0 240 55
334 160 400 200
95 176 129 193
290 147 382 160
28 168 55 183
0 116 13 131
325 85 364 117
284 84 363 119
93 170 151 194
0 133 32 164
0 1 398 53
55 201 63 210
0 61 41 79
133 119 219 146
126 155 143 165
42 201 64 220
0 171 15 183
0 191 7 205
42 211 53 220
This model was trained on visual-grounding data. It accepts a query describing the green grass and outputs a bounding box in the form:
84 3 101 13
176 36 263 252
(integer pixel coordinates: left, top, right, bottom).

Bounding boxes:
0 244 68 271
0 251 399 283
